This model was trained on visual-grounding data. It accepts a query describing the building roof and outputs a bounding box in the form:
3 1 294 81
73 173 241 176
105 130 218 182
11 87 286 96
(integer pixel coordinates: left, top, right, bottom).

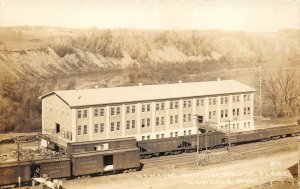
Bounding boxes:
41 80 255 107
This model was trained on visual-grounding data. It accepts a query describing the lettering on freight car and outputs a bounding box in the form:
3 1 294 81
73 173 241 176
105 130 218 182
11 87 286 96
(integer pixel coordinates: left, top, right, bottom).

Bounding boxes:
43 165 68 174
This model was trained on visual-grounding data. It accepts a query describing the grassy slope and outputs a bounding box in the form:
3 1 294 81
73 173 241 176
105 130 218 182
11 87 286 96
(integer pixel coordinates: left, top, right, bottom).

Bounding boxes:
0 27 300 132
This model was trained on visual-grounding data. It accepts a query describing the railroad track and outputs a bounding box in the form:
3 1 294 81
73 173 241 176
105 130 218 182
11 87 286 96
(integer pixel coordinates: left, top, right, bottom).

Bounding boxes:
141 137 298 168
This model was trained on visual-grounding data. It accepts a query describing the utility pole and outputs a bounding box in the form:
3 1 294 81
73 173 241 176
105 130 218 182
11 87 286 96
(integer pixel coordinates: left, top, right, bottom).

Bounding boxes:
194 115 203 165
259 66 262 118
16 140 21 188
228 120 231 153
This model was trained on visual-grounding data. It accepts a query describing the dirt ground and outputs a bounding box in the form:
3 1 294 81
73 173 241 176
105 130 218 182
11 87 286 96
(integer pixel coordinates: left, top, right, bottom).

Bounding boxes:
56 151 298 189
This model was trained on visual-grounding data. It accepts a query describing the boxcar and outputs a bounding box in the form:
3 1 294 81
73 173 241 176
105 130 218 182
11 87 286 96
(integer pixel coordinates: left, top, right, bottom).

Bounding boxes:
71 147 140 176
0 161 31 186
32 157 71 179
67 137 136 154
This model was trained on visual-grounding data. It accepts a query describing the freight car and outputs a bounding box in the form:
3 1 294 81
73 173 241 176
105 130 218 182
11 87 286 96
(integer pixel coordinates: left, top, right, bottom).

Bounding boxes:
227 124 300 144
137 131 226 158
0 147 140 187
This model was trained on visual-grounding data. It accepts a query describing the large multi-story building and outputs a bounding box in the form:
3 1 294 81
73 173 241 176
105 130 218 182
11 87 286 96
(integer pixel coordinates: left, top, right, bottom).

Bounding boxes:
40 80 255 148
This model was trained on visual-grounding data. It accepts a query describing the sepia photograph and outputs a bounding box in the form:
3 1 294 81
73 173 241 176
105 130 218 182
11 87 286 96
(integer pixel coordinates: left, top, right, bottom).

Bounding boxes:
0 0 300 188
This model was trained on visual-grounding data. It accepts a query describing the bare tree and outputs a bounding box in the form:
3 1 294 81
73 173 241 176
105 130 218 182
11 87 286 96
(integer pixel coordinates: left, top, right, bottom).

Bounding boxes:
264 66 299 118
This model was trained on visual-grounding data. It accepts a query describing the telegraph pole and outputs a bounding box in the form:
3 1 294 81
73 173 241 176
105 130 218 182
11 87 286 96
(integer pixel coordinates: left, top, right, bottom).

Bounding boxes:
194 115 203 165
17 140 21 188
228 120 231 153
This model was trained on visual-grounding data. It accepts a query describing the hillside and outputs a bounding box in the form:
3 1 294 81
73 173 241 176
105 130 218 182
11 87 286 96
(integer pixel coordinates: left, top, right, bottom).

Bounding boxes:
0 27 299 132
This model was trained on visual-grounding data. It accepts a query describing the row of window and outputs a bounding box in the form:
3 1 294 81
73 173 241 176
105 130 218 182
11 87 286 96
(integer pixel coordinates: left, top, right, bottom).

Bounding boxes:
141 130 192 140
78 97 252 118
220 122 251 131
80 120 252 135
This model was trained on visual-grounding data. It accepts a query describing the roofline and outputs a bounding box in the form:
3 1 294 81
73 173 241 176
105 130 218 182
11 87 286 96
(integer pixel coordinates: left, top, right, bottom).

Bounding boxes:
68 90 255 108
39 91 71 107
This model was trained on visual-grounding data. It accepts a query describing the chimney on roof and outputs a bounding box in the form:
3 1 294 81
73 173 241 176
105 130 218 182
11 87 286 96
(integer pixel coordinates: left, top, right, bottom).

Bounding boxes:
138 83 143 86
217 78 221 81
178 80 182 84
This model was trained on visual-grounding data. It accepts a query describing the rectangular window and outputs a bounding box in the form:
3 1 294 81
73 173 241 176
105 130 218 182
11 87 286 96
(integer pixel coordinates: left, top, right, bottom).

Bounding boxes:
209 111 212 119
183 101 187 108
126 106 130 114
221 97 224 104
175 115 178 123
213 111 216 118
183 114 187 122
142 105 145 112
184 131 186 135
77 126 81 135
132 120 136 128
156 103 160 111
237 123 239 130
141 119 145 128
209 98 212 105
188 114 191 122
196 99 200 106
175 132 178 137
237 108 239 116
170 132 173 137
126 121 130 129
247 107 250 114
110 107 115 115
161 103 165 110
116 122 120 130
147 118 150 127
244 122 246 129
225 110 228 117
83 125 87 134
247 95 250 101
100 123 104 132
233 96 236 103
156 117 159 126
77 110 82 118
237 96 240 102
161 117 165 125
156 134 159 139
142 136 145 141
83 110 87 118
188 130 191 135
248 122 251 128
233 124 235 130
94 124 98 133
132 105 136 113
188 100 191 107
111 122 115 131
221 110 224 118
244 107 246 115
225 97 228 104
100 108 104 116
201 99 204 106
244 95 247 102
161 134 164 138
169 102 174 109
94 109 99 117
174 101 178 109
147 104 150 112
213 98 216 105
116 107 120 115
147 135 150 140
170 116 173 124
233 109 236 116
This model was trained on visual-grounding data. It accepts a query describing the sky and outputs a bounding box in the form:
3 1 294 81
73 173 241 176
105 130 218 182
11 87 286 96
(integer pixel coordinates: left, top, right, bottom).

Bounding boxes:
0 0 299 32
